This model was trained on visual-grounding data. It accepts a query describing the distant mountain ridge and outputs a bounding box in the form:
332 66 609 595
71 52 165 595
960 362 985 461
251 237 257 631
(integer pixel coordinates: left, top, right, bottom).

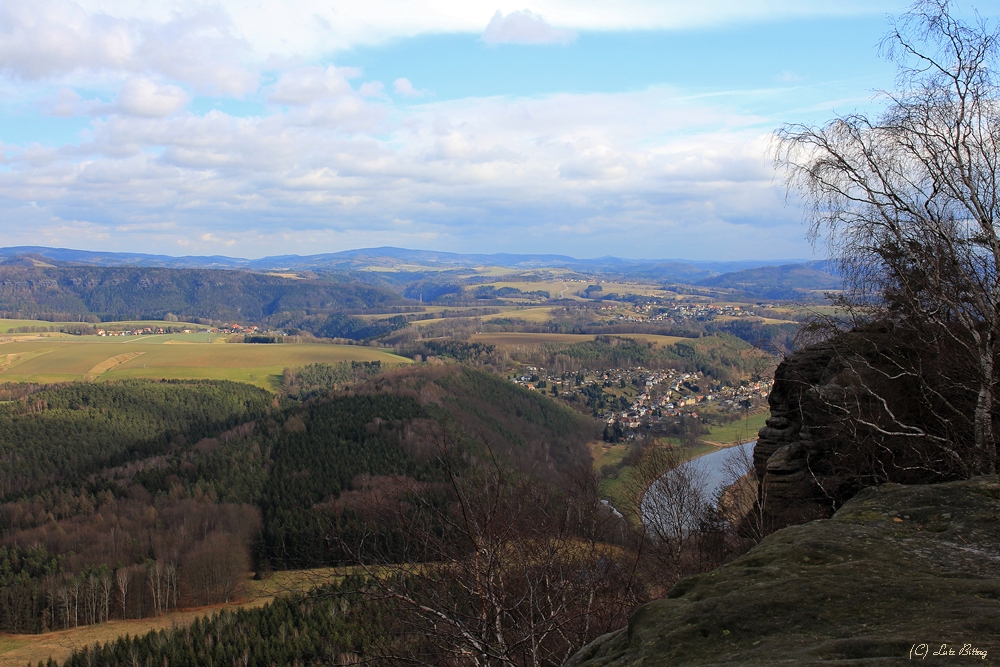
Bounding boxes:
696 261 843 299
0 246 809 280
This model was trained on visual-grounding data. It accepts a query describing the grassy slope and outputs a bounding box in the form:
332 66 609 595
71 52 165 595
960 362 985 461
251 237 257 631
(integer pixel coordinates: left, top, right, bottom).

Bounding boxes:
569 477 1000 667
0 337 410 389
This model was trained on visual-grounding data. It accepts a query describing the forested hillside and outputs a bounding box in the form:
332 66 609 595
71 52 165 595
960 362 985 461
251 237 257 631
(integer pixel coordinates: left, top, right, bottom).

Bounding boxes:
0 367 597 635
0 380 273 499
0 266 407 326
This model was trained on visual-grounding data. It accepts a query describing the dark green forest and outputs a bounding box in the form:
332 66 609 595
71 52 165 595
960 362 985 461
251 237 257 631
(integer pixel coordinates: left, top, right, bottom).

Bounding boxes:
54 581 377 667
0 367 599 636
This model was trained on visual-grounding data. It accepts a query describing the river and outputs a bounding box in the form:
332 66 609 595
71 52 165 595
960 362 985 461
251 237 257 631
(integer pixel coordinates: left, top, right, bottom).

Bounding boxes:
683 440 756 500
639 440 756 527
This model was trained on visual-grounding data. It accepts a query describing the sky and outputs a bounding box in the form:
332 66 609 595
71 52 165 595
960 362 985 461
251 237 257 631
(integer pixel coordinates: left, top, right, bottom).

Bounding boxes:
0 0 983 260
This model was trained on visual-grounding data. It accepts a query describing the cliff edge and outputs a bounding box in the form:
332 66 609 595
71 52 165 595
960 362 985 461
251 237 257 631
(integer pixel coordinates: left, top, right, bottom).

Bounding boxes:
567 477 1000 666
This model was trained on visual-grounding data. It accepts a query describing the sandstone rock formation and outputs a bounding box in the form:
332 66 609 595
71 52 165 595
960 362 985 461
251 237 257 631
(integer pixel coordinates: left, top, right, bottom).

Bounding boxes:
567 476 1000 667
753 340 843 524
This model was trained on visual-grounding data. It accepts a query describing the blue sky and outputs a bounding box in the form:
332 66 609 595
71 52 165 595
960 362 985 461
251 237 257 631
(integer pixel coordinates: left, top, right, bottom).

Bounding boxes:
0 0 973 260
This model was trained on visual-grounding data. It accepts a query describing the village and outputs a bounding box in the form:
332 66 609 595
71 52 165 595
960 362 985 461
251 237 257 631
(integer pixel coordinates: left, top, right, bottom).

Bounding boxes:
511 364 771 439
94 323 262 336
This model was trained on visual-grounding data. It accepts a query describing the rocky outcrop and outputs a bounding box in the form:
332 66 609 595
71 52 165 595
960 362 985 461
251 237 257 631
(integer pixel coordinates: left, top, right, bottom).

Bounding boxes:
567 476 1000 667
754 341 843 523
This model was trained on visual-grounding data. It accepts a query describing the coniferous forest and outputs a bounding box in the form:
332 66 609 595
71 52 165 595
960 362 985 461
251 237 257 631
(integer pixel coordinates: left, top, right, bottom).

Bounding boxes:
0 365 638 657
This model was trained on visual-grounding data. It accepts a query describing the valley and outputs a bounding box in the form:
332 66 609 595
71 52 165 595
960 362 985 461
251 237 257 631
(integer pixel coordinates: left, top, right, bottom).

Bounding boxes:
0 247 849 665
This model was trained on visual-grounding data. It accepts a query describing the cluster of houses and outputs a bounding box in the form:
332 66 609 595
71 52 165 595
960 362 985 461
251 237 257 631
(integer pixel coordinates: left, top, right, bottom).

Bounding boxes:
615 302 754 324
211 323 259 334
97 326 190 336
92 322 266 336
511 364 773 434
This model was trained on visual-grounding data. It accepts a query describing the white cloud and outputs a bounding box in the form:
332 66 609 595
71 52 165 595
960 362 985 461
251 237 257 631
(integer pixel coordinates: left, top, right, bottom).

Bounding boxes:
134 9 258 96
482 10 576 46
38 87 84 117
393 78 425 98
116 78 189 117
269 65 359 105
0 0 136 78
358 81 386 98
0 86 811 259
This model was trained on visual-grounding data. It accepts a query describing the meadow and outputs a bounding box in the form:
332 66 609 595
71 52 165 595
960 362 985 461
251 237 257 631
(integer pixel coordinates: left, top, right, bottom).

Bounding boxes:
0 335 410 389
703 410 770 445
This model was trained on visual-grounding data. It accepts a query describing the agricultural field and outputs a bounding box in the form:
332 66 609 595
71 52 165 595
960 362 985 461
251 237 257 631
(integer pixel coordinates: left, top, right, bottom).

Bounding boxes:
0 335 410 389
470 332 601 345
469 332 694 347
595 282 676 298
480 307 555 323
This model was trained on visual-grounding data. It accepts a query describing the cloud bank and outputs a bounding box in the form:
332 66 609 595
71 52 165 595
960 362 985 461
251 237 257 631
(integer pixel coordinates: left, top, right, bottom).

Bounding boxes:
0 0 860 259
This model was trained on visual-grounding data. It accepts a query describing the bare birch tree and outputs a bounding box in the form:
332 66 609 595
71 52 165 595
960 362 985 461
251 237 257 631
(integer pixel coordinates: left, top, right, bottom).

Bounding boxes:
630 447 708 577
115 568 128 620
776 0 1000 475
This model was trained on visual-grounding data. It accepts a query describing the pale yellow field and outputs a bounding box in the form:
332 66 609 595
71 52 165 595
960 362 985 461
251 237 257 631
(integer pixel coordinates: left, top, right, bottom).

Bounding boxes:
595 283 675 298
0 336 410 389
470 332 694 347
622 334 691 347
470 332 599 345
714 315 796 325
481 307 555 323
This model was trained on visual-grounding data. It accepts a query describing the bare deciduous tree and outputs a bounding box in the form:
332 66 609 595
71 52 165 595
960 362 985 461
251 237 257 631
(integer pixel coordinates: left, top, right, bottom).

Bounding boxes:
621 446 709 583
776 0 1000 475
115 568 128 620
336 436 643 667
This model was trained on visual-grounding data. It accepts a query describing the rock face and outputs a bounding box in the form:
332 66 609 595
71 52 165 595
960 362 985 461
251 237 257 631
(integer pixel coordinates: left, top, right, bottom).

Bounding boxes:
754 341 843 524
567 476 1000 667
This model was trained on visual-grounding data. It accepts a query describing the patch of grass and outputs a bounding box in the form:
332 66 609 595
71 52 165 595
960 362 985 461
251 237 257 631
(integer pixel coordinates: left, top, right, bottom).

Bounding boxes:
705 411 769 445
589 442 629 471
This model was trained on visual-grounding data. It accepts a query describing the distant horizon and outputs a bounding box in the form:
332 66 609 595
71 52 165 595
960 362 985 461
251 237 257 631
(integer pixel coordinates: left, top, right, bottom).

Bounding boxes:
0 244 816 267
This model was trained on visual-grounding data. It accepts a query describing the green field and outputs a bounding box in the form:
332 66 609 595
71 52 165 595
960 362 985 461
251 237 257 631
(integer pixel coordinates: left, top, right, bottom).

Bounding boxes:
704 411 770 445
0 336 410 389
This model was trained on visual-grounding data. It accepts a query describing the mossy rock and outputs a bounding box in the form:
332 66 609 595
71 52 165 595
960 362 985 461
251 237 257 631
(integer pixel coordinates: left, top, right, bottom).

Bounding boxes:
569 477 1000 666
